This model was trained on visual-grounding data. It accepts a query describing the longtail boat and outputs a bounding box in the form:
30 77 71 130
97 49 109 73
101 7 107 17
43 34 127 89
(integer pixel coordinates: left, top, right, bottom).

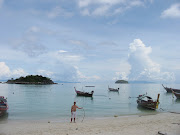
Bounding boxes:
108 86 119 92
137 94 160 110
162 84 180 93
0 96 8 116
74 87 94 97
172 90 180 99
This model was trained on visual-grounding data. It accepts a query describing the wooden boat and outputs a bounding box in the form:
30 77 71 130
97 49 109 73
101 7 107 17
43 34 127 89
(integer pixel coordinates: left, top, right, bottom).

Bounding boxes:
162 84 180 93
74 87 94 97
85 86 95 87
137 94 160 110
172 90 180 99
108 86 119 92
0 96 8 116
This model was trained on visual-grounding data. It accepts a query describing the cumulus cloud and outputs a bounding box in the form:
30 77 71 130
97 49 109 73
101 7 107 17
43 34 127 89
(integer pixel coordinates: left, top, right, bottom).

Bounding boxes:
77 0 151 16
0 62 11 78
113 72 128 81
161 3 180 18
127 39 175 82
0 62 28 80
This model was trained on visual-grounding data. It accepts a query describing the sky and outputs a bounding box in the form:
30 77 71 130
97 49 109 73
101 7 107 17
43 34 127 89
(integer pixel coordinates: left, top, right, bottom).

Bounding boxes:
0 0 180 83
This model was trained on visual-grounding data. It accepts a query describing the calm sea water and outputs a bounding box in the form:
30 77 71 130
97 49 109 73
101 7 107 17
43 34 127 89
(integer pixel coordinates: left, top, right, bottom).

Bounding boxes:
0 83 180 121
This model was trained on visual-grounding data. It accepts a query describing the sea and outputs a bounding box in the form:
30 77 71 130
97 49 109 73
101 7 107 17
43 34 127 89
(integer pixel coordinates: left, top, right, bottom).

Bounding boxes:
0 83 180 122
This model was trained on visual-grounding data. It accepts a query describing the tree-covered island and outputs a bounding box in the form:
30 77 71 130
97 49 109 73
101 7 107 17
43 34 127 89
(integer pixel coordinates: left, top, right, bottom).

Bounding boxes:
115 80 128 84
6 75 56 85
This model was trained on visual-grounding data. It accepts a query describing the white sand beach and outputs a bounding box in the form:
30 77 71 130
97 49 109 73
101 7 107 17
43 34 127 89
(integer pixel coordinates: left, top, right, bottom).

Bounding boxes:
0 112 180 135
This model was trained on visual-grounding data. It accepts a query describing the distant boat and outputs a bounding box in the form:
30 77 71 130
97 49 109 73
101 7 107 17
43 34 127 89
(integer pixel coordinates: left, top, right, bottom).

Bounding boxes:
74 87 94 97
172 90 180 99
108 86 119 92
162 84 180 93
137 94 160 110
0 96 8 116
85 86 95 87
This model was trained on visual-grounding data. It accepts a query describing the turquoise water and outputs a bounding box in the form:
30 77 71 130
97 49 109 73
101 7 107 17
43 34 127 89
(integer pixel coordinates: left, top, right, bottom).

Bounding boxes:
0 83 180 121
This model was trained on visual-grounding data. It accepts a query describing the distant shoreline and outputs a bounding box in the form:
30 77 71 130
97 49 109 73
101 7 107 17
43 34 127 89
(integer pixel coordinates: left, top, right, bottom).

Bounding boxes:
6 82 57 85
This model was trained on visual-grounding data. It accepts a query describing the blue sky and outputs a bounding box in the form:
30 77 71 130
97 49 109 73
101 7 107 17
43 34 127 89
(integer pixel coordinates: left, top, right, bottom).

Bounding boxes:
0 0 180 83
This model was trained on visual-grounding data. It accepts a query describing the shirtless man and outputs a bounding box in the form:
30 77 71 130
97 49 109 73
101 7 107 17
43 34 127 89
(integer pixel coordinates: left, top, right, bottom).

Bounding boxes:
71 102 83 123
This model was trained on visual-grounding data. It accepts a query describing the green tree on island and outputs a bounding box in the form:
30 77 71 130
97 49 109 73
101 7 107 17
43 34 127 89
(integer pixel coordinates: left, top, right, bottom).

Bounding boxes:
7 75 55 84
115 80 128 84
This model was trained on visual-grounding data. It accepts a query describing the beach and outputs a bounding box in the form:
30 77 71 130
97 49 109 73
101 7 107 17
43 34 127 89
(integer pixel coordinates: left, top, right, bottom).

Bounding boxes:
0 112 180 135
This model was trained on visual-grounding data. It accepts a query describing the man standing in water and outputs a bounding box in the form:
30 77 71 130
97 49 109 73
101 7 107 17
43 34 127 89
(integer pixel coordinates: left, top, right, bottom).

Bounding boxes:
71 102 83 123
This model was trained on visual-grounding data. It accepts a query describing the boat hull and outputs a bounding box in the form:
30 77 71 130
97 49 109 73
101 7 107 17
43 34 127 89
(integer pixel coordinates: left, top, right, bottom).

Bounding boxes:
137 100 157 110
108 87 119 92
172 91 180 99
162 84 180 93
0 105 8 117
0 110 7 117
76 93 93 97
0 96 8 117
74 87 94 97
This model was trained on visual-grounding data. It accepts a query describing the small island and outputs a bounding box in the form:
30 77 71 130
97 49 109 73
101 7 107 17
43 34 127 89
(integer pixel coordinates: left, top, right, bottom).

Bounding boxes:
115 80 128 84
6 75 56 85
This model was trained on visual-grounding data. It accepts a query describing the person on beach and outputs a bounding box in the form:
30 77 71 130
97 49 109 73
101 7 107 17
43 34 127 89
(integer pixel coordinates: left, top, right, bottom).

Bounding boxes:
71 102 83 123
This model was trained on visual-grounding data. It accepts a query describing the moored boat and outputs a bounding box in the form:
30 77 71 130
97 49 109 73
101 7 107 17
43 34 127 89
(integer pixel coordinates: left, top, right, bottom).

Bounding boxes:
162 84 180 93
172 90 180 99
137 94 160 110
108 86 119 92
74 87 94 97
0 96 8 116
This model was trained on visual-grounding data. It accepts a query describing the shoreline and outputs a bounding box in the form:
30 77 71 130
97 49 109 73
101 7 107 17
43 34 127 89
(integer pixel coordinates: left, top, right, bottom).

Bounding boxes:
0 112 180 135
0 110 161 123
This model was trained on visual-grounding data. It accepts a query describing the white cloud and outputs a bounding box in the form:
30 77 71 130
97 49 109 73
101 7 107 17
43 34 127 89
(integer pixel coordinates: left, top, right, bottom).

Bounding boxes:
77 0 151 16
69 40 87 46
92 5 110 16
81 8 90 16
113 72 128 81
12 68 27 77
0 62 11 78
127 39 175 82
58 50 68 53
74 66 101 81
36 69 54 78
47 6 73 18
56 53 83 62
69 40 90 49
47 50 84 65
0 0 4 8
0 62 28 80
161 3 180 18
27 26 57 35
